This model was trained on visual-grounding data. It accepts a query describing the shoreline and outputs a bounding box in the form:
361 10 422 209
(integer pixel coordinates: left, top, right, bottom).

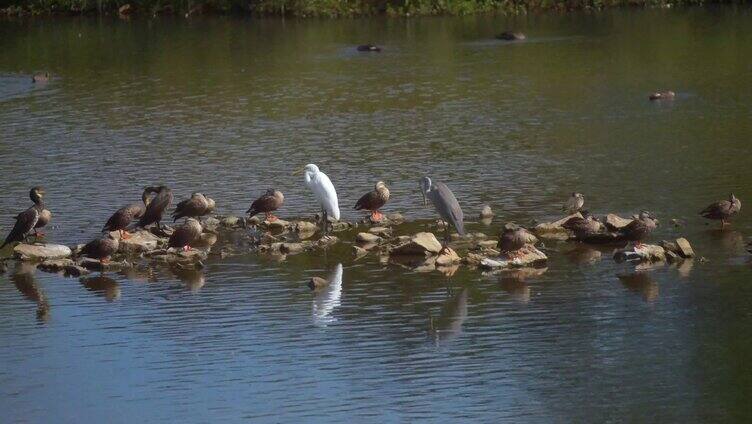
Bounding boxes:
0 0 717 19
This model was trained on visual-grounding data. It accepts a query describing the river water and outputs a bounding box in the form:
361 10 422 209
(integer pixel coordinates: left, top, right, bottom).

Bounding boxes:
1 7 752 422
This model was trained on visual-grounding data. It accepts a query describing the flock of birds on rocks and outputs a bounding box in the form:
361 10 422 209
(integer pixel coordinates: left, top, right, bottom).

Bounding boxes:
0 162 745 267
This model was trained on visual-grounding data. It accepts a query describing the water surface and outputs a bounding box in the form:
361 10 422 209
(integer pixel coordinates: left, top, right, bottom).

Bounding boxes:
1 7 752 422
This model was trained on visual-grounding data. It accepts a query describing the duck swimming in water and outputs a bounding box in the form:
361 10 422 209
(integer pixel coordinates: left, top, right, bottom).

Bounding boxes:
356 44 382 52
172 192 215 222
496 31 525 41
32 72 50 83
247 189 285 222
700 193 741 227
103 187 154 239
1 187 46 249
649 90 675 101
137 186 173 230
354 181 390 222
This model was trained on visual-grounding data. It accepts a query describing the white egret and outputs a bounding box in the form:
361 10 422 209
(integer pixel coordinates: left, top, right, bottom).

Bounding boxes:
294 164 340 233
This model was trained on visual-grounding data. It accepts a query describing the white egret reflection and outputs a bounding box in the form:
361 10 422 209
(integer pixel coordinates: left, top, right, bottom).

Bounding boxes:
312 263 343 327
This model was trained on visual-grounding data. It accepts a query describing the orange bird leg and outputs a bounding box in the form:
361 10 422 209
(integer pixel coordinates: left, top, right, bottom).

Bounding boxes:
371 210 384 221
101 257 110 265
183 245 192 252
121 230 132 240
266 212 279 222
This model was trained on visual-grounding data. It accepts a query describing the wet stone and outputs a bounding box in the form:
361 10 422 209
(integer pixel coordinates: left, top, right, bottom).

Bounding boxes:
119 231 163 254
221 216 241 227
368 227 392 237
436 247 461 266
391 232 443 256
80 258 130 272
356 232 381 244
352 246 368 257
534 213 582 240
604 214 633 231
676 238 694 258
14 243 71 260
308 276 328 290
614 244 666 263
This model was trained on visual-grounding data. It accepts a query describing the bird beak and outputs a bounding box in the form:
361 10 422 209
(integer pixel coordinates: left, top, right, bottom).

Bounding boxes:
292 166 305 176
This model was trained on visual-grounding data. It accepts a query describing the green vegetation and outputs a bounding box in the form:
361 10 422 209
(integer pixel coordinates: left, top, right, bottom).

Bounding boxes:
0 0 741 17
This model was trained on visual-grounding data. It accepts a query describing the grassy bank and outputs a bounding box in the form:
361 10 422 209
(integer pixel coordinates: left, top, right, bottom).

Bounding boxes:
0 0 742 17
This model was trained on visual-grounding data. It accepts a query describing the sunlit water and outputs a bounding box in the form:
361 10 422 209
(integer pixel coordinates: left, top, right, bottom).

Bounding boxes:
2 7 752 422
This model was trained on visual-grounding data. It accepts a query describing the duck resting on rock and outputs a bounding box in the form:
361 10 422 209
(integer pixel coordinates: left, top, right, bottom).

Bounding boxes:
80 234 120 265
137 186 173 230
497 225 538 259
172 192 215 222
618 211 658 247
247 189 285 222
103 187 154 239
169 218 202 251
1 187 47 249
354 181 390 222
562 192 585 214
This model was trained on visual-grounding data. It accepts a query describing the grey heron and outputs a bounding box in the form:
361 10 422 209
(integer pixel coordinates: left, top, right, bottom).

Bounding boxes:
420 176 465 247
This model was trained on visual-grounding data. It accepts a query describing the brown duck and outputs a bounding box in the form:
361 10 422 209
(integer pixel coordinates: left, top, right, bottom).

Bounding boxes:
354 181 390 221
619 211 658 246
562 192 585 214
247 189 284 221
32 72 50 83
497 225 538 258
137 186 173 229
172 192 215 222
80 235 120 265
563 212 604 240
1 187 46 249
700 193 741 226
169 218 202 251
103 187 154 239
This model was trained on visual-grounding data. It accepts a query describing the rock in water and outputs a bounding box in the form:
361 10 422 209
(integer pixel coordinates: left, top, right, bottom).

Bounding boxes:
436 247 461 266
119 231 162 254
480 205 494 219
308 276 328 290
676 238 694 258
534 213 582 240
614 244 666 263
14 243 71 260
356 232 381 244
391 232 443 256
479 245 548 270
604 214 633 231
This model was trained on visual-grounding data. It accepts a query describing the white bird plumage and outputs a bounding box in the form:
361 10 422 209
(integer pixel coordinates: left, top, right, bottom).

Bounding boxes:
301 164 340 221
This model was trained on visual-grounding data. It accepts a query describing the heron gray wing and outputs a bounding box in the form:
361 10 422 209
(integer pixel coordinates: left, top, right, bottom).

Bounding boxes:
432 182 465 236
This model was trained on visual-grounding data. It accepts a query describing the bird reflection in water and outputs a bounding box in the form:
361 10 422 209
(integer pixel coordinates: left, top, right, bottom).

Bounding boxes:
428 288 468 345
618 272 659 302
312 263 343 327
10 262 49 322
564 245 603 265
707 229 744 252
499 267 547 303
170 265 206 292
80 276 121 302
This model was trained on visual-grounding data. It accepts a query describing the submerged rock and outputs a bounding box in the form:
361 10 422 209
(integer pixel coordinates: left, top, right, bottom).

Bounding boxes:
38 258 90 277
356 232 381 244
293 221 317 234
308 276 328 290
352 246 368 257
14 243 71 260
614 244 666 263
80 258 131 272
391 232 443 256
